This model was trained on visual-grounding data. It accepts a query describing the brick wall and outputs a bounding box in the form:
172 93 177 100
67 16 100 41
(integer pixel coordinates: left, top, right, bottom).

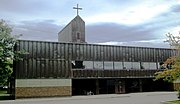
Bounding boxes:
174 83 180 90
15 79 72 98
16 86 71 98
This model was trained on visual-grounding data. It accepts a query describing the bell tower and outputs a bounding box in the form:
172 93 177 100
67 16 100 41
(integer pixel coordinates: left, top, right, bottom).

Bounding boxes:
58 4 86 43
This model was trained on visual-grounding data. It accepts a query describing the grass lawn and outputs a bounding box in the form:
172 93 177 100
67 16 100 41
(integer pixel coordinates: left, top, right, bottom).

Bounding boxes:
0 90 14 100
0 90 7 94
169 100 180 104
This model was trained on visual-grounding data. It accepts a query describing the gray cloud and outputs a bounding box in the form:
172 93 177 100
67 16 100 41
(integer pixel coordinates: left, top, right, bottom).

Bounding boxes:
85 3 180 44
0 0 40 14
0 0 73 19
86 23 158 43
97 41 169 48
121 41 169 48
12 20 168 48
170 4 180 13
12 20 62 42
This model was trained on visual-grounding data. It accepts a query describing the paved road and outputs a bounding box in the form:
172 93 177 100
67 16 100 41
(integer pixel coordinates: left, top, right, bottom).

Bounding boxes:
0 92 178 104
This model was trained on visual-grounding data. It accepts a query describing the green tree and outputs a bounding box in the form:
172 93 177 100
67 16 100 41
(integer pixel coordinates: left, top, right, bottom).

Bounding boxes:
155 32 180 99
0 20 22 86
155 32 180 82
155 56 179 82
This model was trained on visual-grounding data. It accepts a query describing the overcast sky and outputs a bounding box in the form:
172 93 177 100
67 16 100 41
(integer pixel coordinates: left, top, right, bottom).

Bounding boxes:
1 0 180 48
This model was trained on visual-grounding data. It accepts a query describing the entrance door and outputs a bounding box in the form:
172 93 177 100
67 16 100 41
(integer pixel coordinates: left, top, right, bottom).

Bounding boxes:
115 80 125 94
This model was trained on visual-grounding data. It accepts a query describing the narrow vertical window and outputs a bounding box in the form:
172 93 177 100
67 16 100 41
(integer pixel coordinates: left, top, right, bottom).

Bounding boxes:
77 32 80 39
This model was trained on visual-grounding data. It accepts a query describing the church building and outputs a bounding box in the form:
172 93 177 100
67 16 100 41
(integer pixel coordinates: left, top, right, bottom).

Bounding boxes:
12 4 176 99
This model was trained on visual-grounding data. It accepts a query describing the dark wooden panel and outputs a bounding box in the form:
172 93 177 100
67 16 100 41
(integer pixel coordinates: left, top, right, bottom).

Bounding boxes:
15 40 177 79
15 41 71 79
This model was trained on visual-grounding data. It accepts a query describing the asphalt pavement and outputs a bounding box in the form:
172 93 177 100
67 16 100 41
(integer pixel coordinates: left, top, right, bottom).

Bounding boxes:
0 92 178 104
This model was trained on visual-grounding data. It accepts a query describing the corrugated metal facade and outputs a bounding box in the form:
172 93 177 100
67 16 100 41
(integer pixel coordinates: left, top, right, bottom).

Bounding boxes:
15 40 177 79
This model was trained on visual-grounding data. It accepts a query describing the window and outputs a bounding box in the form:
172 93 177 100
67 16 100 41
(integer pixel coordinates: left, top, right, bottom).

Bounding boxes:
124 62 132 69
141 62 149 69
104 61 113 70
141 62 157 69
94 61 103 69
114 62 123 69
76 32 81 39
132 62 140 69
83 61 93 69
149 62 157 69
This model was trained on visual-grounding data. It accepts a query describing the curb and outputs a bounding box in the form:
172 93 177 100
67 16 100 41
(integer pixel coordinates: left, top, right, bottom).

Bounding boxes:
66 94 130 100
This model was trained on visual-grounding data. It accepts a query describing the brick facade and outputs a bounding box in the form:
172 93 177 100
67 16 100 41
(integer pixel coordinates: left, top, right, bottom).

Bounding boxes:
16 86 71 98
174 83 180 90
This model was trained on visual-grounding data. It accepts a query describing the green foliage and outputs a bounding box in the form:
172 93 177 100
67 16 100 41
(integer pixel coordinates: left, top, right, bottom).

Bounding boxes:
0 60 12 85
155 32 180 100
169 100 180 104
155 56 180 83
155 32 180 83
0 19 23 86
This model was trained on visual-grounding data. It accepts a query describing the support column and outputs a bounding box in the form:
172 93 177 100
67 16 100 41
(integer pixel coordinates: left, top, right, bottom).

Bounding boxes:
121 80 126 93
96 79 99 95
115 80 118 94
139 79 143 92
